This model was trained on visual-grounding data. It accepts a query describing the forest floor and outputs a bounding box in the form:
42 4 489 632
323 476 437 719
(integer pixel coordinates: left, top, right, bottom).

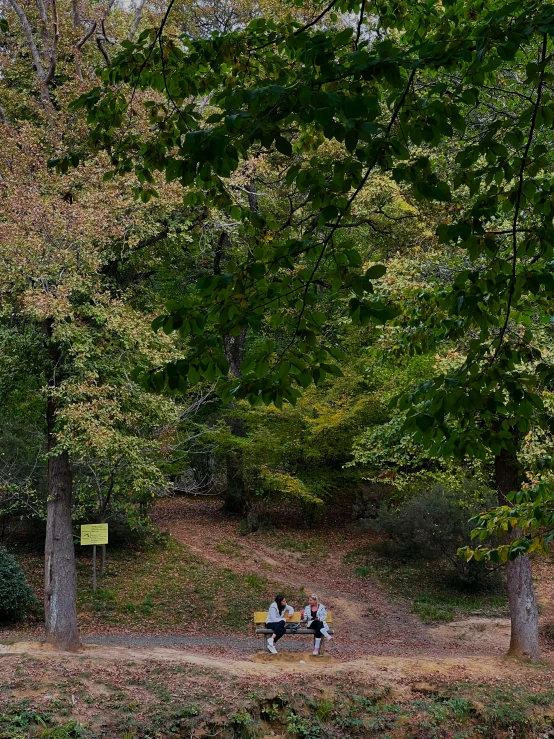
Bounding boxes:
3 497 554 737
4 496 554 665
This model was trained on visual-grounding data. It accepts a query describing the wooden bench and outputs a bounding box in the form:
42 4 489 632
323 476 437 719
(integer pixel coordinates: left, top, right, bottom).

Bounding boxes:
254 612 334 654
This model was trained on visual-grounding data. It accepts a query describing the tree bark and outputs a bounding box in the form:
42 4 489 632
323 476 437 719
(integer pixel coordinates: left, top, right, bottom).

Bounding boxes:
213 222 251 515
128 0 147 40
44 441 80 651
495 449 539 662
7 0 54 105
44 324 80 652
223 328 249 515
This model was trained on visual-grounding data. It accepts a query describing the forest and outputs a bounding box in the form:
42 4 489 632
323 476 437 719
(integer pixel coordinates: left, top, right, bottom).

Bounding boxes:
2 0 554 736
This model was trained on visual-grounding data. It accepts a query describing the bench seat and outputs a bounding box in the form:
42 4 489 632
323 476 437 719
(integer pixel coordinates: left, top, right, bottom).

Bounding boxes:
255 627 335 636
254 611 334 653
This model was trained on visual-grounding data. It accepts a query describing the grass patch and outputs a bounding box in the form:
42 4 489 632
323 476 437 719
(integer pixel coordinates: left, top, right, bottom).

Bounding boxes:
347 548 508 623
411 595 456 623
76 538 303 632
272 535 329 564
215 540 243 557
13 539 302 634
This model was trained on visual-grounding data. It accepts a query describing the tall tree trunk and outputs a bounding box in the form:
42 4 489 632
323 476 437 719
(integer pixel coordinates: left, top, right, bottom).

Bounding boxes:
495 449 539 662
44 325 80 652
214 214 253 516
222 329 249 515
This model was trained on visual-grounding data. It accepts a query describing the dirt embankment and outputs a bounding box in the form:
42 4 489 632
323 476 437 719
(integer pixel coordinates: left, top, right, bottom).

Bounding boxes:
2 645 554 739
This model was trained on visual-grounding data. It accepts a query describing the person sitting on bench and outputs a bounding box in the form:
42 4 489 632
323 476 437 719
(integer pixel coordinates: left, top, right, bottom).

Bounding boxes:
265 594 294 654
303 594 332 655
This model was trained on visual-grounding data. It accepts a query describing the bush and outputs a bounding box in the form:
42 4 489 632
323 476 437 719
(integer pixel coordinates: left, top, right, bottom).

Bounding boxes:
371 485 501 592
0 547 37 622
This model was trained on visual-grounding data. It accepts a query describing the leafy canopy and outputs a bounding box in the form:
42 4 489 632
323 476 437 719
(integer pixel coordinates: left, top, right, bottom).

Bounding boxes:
66 0 554 551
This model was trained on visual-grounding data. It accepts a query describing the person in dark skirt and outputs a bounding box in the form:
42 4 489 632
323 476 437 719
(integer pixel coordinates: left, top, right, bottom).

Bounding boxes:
303 593 332 655
265 594 294 654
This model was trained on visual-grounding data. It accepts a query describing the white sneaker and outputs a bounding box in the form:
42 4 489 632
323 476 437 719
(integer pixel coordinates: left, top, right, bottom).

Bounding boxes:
324 634 333 641
267 641 277 654
312 649 319 656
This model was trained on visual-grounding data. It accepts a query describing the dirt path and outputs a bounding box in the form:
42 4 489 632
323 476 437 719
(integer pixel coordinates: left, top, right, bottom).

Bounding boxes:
3 497 552 682
1 640 548 687
153 497 430 651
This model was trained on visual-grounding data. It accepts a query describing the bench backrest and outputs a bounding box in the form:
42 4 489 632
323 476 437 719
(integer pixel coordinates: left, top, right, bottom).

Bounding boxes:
254 611 333 625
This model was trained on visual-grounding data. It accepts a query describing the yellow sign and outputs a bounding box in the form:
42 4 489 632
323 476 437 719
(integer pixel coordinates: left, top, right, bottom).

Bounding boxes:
80 524 108 546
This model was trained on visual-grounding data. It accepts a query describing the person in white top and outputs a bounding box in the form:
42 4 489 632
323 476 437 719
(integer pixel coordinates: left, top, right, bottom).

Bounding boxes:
265 594 294 654
303 593 332 655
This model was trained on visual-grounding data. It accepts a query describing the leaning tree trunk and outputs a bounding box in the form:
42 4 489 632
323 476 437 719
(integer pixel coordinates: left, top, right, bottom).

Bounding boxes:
44 325 80 652
495 449 539 662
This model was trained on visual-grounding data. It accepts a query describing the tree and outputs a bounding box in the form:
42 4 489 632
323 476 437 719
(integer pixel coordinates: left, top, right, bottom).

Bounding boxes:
0 0 187 649
68 0 554 660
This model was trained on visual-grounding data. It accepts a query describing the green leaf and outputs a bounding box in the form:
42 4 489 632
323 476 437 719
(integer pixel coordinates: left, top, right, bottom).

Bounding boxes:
365 264 386 279
275 136 292 156
415 413 434 432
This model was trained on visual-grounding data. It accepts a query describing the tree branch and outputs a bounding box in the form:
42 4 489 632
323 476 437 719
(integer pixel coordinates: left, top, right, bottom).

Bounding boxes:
494 34 548 359
96 35 111 66
128 0 147 41
355 0 366 49
35 0 51 50
76 20 97 49
7 0 48 94
44 0 59 84
72 0 81 27
278 67 417 360
251 0 340 51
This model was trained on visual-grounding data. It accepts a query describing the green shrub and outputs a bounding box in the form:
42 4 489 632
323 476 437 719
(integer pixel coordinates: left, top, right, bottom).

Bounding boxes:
286 712 321 739
0 547 37 622
231 711 254 739
371 486 501 592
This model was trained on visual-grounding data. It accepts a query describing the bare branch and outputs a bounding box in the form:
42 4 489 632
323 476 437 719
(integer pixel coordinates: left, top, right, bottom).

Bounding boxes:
72 0 81 27
44 0 59 84
128 0 147 41
74 0 116 76
96 35 111 65
76 20 97 49
35 0 51 49
7 0 47 85
355 0 366 49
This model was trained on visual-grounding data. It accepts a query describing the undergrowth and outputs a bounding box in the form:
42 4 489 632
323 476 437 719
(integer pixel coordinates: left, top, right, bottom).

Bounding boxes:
346 547 508 623
1 675 553 738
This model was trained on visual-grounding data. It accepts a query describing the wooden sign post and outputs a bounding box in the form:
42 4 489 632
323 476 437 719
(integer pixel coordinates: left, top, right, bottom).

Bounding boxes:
80 524 109 592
